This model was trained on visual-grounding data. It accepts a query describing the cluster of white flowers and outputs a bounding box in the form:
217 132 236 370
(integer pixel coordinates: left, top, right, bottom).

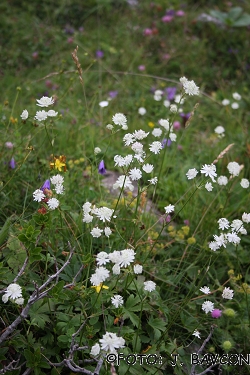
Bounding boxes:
2 283 24 305
90 248 139 286
180 76 200 96
33 174 64 210
222 92 241 109
112 113 128 130
214 125 225 138
90 331 125 356
208 214 250 251
201 286 234 314
20 96 58 122
82 202 114 238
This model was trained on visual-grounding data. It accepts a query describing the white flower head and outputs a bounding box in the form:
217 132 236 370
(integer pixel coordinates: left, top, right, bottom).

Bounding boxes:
94 207 114 222
113 175 134 191
214 126 225 137
104 227 112 237
226 232 241 244
112 264 121 275
90 343 100 356
231 102 239 109
123 133 135 146
36 96 54 107
133 129 149 140
148 177 158 185
222 99 230 106
131 141 144 154
134 264 143 274
180 77 199 96
112 113 127 129
99 332 125 352
232 92 241 101
3 283 22 301
222 287 234 300
138 107 146 115
119 249 135 267
227 161 241 177
159 119 170 131
152 128 162 137
144 281 156 292
111 295 124 308
149 141 162 154
20 109 28 120
200 164 217 182
240 178 249 189
96 252 110 266
47 198 59 210
209 241 220 252
186 168 198 180
242 213 250 224
33 189 45 202
106 124 114 130
90 227 103 238
200 286 210 295
99 101 109 107
217 176 228 186
163 99 170 107
170 104 178 113
50 174 64 185
202 300 214 314
15 297 24 305
218 218 230 230
129 168 142 181
169 132 177 142
193 329 201 339
94 147 102 155
47 110 58 117
35 110 48 121
165 204 175 214
205 182 213 191
142 164 154 173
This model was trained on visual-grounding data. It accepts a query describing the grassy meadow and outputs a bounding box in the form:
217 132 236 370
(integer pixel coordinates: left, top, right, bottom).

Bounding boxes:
1 0 250 374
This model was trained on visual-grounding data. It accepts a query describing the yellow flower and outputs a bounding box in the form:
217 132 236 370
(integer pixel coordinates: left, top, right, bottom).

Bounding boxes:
148 121 155 128
187 237 196 245
181 226 190 236
91 283 109 293
10 117 18 124
50 155 67 171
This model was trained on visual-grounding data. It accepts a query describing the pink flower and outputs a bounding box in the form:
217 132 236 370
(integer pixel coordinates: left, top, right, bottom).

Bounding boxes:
211 309 222 319
173 121 181 130
138 65 145 71
176 10 185 17
162 15 173 23
143 28 153 36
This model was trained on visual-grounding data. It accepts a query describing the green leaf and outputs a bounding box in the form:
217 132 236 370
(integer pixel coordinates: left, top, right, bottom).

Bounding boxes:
233 13 250 27
123 308 140 327
29 247 43 263
58 334 70 343
227 7 243 21
29 300 52 329
209 10 227 22
0 217 11 245
148 317 166 332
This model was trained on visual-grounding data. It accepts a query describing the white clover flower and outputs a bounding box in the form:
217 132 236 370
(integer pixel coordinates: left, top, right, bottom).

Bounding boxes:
119 249 135 267
231 102 239 109
99 332 125 352
54 184 64 194
149 141 162 154
94 207 114 222
180 77 199 96
106 124 114 130
112 113 127 129
205 182 213 191
165 204 175 214
35 110 48 121
113 175 134 191
112 264 121 275
90 227 103 238
169 132 177 142
33 189 45 202
47 110 58 117
111 295 124 308
192 330 201 339
240 178 249 188
213 233 227 248
200 164 217 182
152 128 162 137
94 147 102 155
163 99 170 107
186 168 198 180
227 161 241 177
200 286 210 295
222 287 234 300
242 213 250 224
142 164 154 173
202 300 214 314
50 174 64 185
170 104 178 113
20 109 28 120
214 126 225 137
209 241 220 251
148 177 158 185
218 218 230 230
226 232 241 245
96 252 110 266
138 107 147 115
133 129 149 140
3 283 22 301
123 133 135 146
222 99 230 105
232 92 241 101
104 227 112 237
47 198 59 210
133 264 143 274
217 176 228 186
99 100 109 107
159 119 170 131
90 343 100 356
36 96 54 107
129 168 142 181
144 281 156 292
131 141 144 154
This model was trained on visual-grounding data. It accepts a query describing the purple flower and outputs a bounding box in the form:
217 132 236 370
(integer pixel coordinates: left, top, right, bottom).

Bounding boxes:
176 10 185 16
98 160 106 175
162 139 172 148
211 309 222 319
41 179 51 191
5 142 14 149
96 50 104 58
180 112 191 126
143 28 153 36
184 219 190 226
108 90 118 99
78 26 84 33
138 65 145 71
64 25 75 35
166 9 175 16
9 157 16 169
166 87 177 101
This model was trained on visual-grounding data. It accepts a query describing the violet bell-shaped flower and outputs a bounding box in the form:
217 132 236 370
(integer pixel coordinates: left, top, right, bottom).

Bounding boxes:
98 160 106 175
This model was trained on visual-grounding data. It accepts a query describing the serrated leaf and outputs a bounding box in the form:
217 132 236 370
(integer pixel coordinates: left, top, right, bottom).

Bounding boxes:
123 308 140 327
233 13 250 26
148 317 166 331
